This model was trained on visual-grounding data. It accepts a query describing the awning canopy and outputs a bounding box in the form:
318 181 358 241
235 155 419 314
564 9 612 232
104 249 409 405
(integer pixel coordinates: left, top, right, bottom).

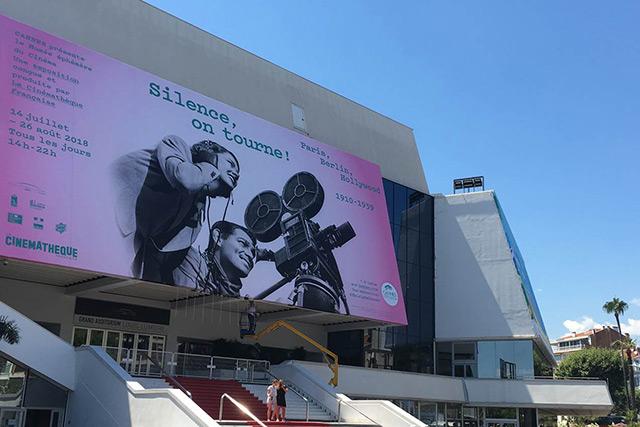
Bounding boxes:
0 257 393 331
464 377 613 416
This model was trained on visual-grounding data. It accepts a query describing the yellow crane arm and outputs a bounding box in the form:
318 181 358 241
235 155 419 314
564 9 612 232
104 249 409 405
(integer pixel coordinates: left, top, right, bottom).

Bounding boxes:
248 320 339 387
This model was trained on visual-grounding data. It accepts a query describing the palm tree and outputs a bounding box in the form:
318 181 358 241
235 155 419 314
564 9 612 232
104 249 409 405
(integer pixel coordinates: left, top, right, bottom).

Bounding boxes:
603 298 630 410
613 337 638 419
612 336 636 352
0 315 20 344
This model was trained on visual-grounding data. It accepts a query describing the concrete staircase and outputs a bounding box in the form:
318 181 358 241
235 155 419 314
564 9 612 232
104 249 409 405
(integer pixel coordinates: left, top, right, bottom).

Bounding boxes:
217 422 332 427
217 422 377 427
242 383 335 422
173 377 266 421
168 377 378 426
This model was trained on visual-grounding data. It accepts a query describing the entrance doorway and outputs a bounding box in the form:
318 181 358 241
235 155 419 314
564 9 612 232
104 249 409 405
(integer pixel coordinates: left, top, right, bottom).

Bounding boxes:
483 407 520 427
72 327 166 375
0 408 64 427
0 409 24 427
23 409 63 427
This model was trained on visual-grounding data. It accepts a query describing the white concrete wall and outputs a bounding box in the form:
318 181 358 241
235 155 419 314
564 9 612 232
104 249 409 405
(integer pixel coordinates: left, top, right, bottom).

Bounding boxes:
0 0 427 193
270 361 429 425
434 191 535 341
68 346 218 427
0 299 75 390
274 361 612 416
338 395 428 427
276 360 467 403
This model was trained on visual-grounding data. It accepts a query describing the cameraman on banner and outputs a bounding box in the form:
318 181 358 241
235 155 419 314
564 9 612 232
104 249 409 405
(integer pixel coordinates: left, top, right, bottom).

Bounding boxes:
111 135 239 283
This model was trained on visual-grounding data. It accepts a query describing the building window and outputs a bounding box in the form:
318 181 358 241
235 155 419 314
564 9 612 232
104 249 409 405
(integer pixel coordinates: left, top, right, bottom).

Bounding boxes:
419 402 438 425
484 407 517 419
500 358 517 379
331 179 434 373
0 355 67 425
437 342 453 376
462 407 479 427
477 340 534 379
453 342 477 378
446 404 462 427
437 342 478 377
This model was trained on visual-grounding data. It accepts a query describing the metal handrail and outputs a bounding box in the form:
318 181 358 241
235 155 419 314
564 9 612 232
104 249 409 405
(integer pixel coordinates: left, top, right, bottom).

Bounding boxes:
105 346 270 381
219 393 267 427
552 344 587 350
535 375 604 381
139 352 192 399
173 352 270 367
264 370 309 421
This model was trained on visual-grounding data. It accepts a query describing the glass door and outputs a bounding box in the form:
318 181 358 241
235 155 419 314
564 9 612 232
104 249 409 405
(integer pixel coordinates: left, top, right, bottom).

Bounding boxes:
50 410 62 427
105 331 121 361
133 334 150 376
88 329 105 347
121 333 135 371
148 336 166 375
71 327 166 376
71 328 88 347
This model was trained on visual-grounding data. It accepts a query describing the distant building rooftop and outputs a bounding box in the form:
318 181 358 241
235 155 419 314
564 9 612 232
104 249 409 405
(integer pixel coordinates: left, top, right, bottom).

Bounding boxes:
553 326 620 343
551 326 626 361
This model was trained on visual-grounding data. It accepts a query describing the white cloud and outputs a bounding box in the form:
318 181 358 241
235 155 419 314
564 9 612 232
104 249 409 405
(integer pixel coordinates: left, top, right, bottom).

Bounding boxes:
562 316 603 333
620 319 640 337
562 316 640 338
631 298 640 307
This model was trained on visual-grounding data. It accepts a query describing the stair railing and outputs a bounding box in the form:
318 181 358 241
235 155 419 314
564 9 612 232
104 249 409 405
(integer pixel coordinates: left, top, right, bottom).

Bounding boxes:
219 393 267 427
139 352 192 399
265 370 309 421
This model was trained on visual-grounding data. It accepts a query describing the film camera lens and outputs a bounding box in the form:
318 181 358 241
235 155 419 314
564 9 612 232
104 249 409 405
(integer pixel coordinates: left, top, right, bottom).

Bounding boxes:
281 171 324 218
317 222 356 251
243 190 284 242
244 172 324 242
244 172 356 314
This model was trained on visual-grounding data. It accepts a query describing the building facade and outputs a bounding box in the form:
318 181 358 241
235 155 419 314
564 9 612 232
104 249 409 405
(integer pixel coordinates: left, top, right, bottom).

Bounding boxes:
551 327 626 362
0 1 613 427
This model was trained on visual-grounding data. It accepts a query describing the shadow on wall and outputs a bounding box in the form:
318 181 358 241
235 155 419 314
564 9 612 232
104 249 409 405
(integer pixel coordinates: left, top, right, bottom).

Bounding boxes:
66 348 133 427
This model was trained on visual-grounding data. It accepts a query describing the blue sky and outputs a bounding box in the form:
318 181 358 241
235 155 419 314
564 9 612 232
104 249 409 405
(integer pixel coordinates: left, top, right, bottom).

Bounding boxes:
144 1 640 339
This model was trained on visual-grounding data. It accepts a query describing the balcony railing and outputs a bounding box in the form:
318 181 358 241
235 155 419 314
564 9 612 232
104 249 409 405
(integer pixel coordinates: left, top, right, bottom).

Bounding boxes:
551 343 587 352
104 347 270 383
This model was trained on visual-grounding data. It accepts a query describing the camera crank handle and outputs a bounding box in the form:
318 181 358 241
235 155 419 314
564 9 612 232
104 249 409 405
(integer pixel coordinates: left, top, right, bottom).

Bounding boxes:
254 274 295 300
340 292 350 315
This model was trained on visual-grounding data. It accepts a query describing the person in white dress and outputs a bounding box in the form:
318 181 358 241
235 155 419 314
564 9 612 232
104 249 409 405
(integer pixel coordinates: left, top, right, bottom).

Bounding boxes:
266 379 277 421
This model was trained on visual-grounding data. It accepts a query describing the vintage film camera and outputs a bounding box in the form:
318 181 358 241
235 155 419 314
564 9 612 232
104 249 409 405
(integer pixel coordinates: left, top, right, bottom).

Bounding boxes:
244 172 356 314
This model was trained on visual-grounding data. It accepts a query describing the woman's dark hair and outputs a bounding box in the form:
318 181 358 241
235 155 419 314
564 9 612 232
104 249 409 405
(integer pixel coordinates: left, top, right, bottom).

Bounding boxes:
191 140 239 171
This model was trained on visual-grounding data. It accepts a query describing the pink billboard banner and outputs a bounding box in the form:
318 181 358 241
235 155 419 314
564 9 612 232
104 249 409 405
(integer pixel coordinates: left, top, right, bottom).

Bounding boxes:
0 14 406 325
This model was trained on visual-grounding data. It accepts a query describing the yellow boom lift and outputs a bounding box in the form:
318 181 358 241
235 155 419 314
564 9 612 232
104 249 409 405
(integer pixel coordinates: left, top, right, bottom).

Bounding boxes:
245 320 339 387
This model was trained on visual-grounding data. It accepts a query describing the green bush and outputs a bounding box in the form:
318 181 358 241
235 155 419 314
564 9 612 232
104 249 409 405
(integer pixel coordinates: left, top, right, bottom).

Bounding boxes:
555 348 625 413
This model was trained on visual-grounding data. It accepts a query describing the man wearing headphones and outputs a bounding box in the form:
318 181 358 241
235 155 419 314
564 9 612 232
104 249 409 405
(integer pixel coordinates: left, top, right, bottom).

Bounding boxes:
111 135 240 283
